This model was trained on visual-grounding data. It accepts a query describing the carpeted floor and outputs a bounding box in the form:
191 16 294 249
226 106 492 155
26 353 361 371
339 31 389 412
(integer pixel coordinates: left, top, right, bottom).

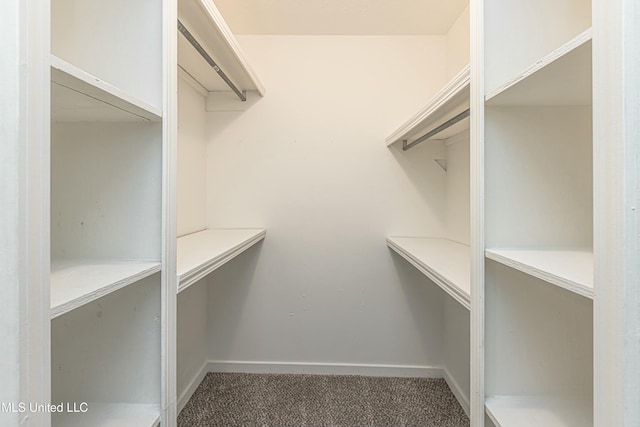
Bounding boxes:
178 372 470 427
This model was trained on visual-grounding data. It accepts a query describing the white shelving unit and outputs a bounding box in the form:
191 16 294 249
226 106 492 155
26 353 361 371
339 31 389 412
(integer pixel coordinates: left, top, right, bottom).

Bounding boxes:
178 0 265 98
485 248 593 299
387 238 470 309
49 0 165 424
177 229 266 293
485 395 593 427
52 403 161 427
482 0 594 425
51 261 161 319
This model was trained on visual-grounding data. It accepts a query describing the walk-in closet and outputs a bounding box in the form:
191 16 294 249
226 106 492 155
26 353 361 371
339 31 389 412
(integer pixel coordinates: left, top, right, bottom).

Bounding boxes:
2 0 639 426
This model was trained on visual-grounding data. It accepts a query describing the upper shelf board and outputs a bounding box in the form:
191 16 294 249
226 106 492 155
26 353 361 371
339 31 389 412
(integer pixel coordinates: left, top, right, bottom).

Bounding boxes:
386 65 470 147
386 237 471 310
485 248 593 299
178 0 265 96
177 228 266 293
486 29 592 106
50 260 161 319
485 395 593 427
51 55 162 122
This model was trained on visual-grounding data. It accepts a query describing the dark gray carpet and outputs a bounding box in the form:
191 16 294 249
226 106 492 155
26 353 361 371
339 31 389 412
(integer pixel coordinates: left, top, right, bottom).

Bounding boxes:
178 373 469 427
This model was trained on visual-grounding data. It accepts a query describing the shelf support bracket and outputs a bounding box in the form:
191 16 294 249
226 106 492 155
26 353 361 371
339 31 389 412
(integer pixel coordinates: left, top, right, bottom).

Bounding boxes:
403 108 470 151
178 20 247 102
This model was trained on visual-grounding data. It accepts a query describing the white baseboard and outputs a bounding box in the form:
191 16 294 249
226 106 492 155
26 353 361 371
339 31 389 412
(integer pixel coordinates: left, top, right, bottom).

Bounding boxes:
177 361 209 414
206 359 443 378
443 367 470 416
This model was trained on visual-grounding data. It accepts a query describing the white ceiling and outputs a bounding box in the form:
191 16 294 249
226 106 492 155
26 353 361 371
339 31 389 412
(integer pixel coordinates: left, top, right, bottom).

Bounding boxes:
213 0 469 35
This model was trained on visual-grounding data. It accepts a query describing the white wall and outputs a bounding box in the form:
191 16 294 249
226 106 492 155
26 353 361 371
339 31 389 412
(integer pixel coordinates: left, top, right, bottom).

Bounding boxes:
446 5 470 79
177 279 208 403
177 78 208 236
445 136 471 245
176 77 210 404
202 35 451 370
443 297 471 412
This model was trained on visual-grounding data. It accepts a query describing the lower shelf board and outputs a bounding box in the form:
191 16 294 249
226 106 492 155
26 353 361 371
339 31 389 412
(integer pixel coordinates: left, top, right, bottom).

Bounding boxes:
51 402 160 427
386 237 470 309
485 395 593 427
485 248 593 299
177 228 267 293
50 260 161 319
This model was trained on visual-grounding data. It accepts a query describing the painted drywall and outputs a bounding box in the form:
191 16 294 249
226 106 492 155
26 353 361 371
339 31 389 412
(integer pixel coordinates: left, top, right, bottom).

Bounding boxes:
445 136 471 245
175 75 211 405
177 279 208 403
177 77 208 236
202 35 452 369
443 297 471 411
446 6 470 80
215 0 468 36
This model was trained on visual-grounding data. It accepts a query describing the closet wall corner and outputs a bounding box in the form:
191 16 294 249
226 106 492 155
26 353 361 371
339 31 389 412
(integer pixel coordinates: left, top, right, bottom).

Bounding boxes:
174 0 268 411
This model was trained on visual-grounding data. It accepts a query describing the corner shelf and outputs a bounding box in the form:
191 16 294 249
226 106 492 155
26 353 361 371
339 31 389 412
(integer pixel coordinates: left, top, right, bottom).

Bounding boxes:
51 55 162 122
486 28 592 106
485 395 593 427
178 0 265 95
386 237 470 309
485 248 593 299
177 228 266 293
50 261 161 319
51 403 160 427
386 65 470 147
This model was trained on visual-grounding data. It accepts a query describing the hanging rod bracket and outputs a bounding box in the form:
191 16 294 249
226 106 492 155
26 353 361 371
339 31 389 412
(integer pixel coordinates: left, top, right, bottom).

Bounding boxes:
402 108 470 151
178 19 247 102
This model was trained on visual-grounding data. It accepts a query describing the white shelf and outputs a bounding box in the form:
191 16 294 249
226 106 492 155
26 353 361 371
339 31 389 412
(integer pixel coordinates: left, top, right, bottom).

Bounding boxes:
386 237 470 309
51 261 161 319
178 0 265 95
485 248 593 299
177 228 266 293
486 29 592 106
51 55 162 122
386 65 470 147
52 402 160 427
485 395 592 427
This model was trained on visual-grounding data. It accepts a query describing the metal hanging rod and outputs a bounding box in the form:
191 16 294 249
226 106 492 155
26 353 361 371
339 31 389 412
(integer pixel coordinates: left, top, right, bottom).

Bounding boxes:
402 108 470 151
178 20 246 102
